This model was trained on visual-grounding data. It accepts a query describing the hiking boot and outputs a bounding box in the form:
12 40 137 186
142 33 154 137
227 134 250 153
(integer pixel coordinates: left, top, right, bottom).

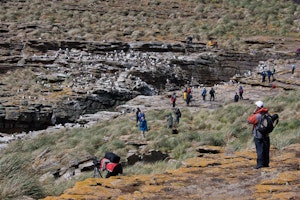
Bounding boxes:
254 166 263 169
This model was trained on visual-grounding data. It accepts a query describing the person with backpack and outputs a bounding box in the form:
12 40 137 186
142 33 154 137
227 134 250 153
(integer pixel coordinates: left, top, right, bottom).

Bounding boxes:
239 86 244 100
234 92 239 102
167 113 173 129
247 101 271 169
174 107 181 124
95 152 123 178
201 87 207 101
170 92 177 108
186 92 192 106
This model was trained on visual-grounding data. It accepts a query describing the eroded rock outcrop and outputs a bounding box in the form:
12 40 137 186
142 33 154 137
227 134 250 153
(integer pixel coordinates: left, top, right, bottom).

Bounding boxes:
0 40 298 134
43 144 300 200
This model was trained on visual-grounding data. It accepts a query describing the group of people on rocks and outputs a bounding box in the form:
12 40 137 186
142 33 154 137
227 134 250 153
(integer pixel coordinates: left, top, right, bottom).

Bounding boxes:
166 107 181 129
234 85 244 102
182 86 216 106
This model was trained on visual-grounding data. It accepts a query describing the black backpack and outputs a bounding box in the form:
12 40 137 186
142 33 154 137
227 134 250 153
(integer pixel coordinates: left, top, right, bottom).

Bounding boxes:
104 152 120 163
258 113 274 134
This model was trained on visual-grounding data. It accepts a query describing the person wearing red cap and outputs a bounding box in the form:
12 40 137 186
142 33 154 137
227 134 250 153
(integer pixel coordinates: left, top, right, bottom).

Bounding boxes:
247 101 270 169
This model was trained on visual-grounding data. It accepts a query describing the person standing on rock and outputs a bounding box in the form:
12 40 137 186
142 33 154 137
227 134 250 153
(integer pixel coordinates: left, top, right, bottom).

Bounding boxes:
247 101 270 169
139 116 148 139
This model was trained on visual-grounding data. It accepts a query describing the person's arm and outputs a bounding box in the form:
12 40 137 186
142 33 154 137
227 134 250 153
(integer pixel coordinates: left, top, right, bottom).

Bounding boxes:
247 113 258 125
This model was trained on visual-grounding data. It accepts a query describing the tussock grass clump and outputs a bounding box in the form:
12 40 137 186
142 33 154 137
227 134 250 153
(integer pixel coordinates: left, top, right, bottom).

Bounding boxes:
0 91 299 199
0 154 44 199
1 0 299 45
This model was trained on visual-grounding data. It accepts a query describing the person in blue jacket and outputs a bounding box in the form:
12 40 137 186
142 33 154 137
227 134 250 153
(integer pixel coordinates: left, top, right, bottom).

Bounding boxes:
201 87 207 101
139 116 148 139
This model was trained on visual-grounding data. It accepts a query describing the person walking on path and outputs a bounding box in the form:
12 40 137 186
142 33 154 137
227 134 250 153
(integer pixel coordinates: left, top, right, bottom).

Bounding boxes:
292 64 295 74
174 107 181 125
201 87 207 101
209 87 215 101
183 89 187 102
247 101 270 169
186 93 192 106
170 92 177 108
234 92 239 102
267 69 272 83
139 116 148 139
239 86 244 100
261 71 266 82
136 108 141 126
167 113 173 129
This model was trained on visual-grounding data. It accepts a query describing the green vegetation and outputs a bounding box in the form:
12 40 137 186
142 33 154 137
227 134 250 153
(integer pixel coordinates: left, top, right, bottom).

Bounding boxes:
0 0 300 49
0 90 299 199
1 0 300 199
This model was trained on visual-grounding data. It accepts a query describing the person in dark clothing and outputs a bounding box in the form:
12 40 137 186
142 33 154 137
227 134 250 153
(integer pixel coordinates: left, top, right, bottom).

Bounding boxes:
261 71 266 82
167 113 173 129
201 87 207 101
239 86 244 100
234 92 239 102
174 107 181 124
136 107 141 126
170 93 176 108
186 93 192 106
267 70 272 83
209 88 215 101
247 101 270 169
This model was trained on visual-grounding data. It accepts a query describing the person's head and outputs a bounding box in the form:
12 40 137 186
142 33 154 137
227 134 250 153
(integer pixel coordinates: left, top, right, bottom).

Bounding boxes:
255 100 264 108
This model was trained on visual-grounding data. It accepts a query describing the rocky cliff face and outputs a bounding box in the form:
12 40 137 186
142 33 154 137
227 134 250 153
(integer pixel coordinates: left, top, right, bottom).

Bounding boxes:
0 39 296 134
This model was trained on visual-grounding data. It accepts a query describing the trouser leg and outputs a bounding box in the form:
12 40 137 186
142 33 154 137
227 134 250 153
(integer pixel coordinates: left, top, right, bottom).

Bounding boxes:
262 137 270 166
254 137 264 168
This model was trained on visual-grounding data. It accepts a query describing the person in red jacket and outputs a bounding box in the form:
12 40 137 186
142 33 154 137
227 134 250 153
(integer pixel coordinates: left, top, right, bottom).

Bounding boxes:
247 101 270 169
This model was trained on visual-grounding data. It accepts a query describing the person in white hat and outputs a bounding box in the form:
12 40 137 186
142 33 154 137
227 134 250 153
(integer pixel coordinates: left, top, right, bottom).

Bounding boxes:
247 100 270 169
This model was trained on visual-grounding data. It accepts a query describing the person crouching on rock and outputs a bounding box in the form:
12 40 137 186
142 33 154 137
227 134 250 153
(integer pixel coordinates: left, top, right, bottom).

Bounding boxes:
100 156 123 178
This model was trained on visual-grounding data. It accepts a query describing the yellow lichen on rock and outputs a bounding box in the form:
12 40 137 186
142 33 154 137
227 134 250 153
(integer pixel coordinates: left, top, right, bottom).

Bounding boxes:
43 144 300 200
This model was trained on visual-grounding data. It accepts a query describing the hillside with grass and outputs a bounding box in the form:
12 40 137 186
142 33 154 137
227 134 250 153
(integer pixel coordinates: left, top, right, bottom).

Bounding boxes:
1 84 299 199
0 0 300 199
1 0 300 50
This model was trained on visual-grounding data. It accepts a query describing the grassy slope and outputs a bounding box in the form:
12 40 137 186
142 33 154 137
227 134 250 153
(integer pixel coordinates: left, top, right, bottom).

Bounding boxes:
0 0 300 199
0 90 299 199
0 0 299 49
